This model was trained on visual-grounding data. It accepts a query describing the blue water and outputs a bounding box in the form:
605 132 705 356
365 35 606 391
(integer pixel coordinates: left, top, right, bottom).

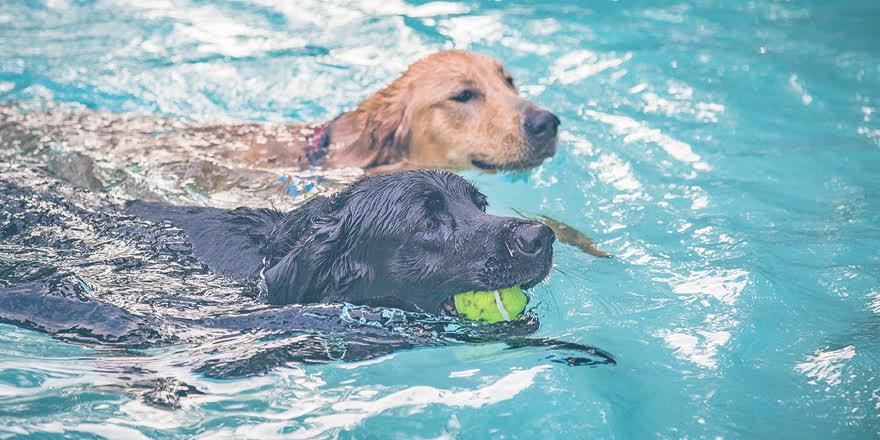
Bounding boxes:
2 0 880 438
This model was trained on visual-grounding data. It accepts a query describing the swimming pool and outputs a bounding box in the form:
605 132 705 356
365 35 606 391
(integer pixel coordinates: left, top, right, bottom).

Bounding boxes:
1 0 879 438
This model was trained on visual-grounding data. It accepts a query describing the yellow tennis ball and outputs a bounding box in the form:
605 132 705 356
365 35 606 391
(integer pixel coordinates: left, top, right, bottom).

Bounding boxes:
453 286 527 323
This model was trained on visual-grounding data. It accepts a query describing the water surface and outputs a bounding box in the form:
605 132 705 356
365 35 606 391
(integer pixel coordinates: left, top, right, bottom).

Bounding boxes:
1 0 879 438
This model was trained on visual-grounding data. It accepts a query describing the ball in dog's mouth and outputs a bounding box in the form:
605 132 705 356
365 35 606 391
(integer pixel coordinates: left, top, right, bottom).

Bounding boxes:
440 286 528 324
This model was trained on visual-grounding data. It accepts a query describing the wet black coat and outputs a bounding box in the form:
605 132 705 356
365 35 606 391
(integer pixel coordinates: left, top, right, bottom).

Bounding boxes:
0 166 613 380
128 170 555 314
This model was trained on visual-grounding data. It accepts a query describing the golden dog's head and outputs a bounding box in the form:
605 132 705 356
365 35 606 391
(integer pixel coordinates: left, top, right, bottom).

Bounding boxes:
335 50 560 171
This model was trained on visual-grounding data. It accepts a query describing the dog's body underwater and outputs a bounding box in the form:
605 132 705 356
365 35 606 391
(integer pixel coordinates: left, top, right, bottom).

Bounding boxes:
0 166 613 379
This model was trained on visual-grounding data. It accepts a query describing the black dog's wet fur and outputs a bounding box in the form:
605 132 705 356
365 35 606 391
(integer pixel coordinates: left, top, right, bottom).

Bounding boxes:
128 170 555 314
0 168 614 383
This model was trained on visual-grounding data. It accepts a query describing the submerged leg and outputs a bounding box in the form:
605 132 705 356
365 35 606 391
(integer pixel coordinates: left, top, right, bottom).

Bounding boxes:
194 332 421 378
0 281 174 348
503 337 617 367
429 316 617 368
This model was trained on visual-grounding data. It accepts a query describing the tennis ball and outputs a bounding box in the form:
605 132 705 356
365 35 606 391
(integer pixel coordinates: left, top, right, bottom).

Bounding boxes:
454 286 527 323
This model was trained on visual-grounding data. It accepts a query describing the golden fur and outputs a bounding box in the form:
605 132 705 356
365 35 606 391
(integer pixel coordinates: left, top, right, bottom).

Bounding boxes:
214 50 558 172
0 51 558 176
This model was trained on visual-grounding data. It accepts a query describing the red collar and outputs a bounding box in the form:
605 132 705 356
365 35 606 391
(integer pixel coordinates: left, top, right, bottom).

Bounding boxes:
306 122 331 165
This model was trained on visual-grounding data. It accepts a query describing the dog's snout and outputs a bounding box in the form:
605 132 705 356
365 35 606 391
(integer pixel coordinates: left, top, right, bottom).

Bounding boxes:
523 107 560 142
513 222 554 255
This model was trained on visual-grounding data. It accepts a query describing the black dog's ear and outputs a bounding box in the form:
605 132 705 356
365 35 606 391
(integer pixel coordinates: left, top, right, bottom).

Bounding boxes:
263 194 371 305
262 251 301 305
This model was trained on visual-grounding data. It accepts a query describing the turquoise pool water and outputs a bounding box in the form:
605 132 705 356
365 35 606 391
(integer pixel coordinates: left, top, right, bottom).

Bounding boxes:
2 0 880 438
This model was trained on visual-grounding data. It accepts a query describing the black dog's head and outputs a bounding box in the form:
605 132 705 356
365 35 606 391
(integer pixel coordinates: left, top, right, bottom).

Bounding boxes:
263 170 554 314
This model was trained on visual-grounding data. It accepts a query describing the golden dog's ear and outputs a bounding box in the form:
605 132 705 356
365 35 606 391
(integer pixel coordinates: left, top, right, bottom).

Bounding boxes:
337 82 412 168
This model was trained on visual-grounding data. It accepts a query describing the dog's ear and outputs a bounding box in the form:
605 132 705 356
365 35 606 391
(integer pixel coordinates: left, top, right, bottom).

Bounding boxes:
262 250 302 305
263 194 372 305
336 82 413 168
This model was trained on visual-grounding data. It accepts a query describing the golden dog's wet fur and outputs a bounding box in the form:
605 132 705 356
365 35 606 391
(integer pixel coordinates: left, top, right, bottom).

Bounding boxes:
189 50 558 172
326 50 556 172
0 50 556 175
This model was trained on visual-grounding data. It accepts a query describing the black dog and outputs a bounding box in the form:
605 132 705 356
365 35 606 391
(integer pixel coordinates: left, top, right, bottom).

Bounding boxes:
1 167 614 382
128 170 555 314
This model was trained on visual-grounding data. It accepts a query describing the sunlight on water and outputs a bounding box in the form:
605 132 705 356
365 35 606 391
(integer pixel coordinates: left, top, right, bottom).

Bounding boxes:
1 0 880 438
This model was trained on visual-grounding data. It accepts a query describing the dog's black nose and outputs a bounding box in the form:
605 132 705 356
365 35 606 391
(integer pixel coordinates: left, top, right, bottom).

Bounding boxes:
514 222 555 255
523 107 560 143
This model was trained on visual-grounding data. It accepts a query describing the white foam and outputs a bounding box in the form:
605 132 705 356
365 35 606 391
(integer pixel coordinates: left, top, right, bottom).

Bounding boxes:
789 74 813 105
291 365 549 438
659 330 731 369
586 110 710 170
670 268 750 305
795 346 856 387
549 50 632 85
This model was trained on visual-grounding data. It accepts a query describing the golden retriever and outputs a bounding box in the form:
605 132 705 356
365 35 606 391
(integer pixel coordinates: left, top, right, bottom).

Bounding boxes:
1 51 558 179
1 51 559 186
193 50 560 173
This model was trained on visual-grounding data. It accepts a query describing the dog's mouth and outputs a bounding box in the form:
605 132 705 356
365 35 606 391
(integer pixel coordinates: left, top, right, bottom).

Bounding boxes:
437 284 530 321
470 156 549 171
432 241 553 319
441 296 457 316
469 135 558 171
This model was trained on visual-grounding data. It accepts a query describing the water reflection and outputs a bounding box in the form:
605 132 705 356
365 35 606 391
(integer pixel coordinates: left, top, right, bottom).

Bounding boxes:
2 0 880 437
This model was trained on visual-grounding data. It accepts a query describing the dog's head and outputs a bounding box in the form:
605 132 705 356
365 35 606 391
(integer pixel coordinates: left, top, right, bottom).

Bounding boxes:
263 170 554 313
337 50 560 171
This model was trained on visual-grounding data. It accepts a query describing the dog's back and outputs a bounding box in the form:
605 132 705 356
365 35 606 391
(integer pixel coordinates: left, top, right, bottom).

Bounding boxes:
126 201 280 277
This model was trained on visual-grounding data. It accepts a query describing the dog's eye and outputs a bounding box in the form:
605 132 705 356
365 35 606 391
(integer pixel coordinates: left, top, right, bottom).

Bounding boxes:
469 189 488 211
451 90 475 103
505 76 515 88
423 217 440 231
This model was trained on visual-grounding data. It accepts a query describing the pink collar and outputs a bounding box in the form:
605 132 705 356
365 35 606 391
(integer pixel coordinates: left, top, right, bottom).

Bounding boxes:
306 122 331 165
